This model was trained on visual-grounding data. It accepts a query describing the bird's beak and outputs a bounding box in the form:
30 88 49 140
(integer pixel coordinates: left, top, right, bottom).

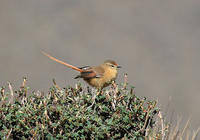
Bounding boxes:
117 66 122 68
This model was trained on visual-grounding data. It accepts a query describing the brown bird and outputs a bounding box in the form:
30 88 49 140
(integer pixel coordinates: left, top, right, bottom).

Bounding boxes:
42 51 121 89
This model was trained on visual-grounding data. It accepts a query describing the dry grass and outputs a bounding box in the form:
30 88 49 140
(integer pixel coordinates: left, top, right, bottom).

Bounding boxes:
146 111 200 140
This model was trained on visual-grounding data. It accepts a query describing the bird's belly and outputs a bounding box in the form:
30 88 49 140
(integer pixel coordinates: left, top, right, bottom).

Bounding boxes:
84 76 116 88
84 78 103 88
84 69 117 88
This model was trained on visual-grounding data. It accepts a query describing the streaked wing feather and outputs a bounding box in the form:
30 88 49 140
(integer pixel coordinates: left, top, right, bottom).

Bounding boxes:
80 66 105 79
78 66 91 70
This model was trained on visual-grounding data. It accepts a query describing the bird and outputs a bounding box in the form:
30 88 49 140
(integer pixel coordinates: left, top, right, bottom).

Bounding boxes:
42 51 121 89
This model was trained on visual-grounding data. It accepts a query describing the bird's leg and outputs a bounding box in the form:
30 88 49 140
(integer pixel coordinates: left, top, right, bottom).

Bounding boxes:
100 88 104 95
96 88 103 95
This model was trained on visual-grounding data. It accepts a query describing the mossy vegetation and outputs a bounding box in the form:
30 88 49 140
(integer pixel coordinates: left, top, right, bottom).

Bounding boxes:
0 78 199 139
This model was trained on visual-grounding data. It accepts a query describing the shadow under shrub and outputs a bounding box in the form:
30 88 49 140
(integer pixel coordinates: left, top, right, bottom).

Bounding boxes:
0 81 158 139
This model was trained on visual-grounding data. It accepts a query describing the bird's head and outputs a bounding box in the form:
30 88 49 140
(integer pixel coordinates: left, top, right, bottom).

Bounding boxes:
103 60 121 70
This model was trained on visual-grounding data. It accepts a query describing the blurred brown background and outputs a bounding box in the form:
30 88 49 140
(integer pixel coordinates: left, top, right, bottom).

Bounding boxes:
0 0 200 131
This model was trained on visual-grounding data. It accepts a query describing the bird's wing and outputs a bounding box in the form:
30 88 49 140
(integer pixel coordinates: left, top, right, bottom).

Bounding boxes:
78 66 105 79
78 66 91 70
93 66 105 78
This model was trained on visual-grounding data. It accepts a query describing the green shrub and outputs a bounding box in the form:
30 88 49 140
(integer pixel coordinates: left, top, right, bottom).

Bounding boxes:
0 80 158 139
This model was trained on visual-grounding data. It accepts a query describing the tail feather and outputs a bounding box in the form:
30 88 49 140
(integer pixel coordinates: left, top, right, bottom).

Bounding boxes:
41 51 83 72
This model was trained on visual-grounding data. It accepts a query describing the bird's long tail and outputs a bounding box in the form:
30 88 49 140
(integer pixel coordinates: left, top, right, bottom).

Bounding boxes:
41 51 83 72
